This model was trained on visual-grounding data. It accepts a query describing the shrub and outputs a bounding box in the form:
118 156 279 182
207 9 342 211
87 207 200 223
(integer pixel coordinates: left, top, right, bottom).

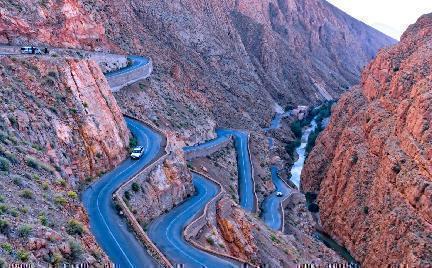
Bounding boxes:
20 189 33 199
0 157 10 172
0 220 10 235
363 206 369 214
66 220 84 236
351 154 359 164
67 191 78 199
0 195 4 202
17 249 29 262
0 146 17 163
25 156 54 173
54 195 68 206
68 240 83 261
1 242 12 254
56 179 66 187
0 205 8 215
124 191 131 201
131 182 140 192
285 139 300 158
206 237 215 246
290 121 302 138
38 214 48 226
41 182 49 190
307 203 320 213
17 225 32 238
270 234 280 243
129 136 138 149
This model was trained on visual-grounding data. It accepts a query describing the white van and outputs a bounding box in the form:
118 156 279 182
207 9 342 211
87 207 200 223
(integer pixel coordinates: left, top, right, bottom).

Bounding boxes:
20 46 42 54
21 46 33 54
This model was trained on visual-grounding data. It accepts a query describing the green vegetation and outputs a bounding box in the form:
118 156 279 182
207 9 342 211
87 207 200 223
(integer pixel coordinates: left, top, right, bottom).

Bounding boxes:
129 136 138 150
20 189 33 199
0 157 10 172
17 249 30 262
131 182 140 192
17 224 32 238
0 220 10 235
68 240 83 261
54 195 68 206
0 145 18 163
124 190 131 201
305 101 335 156
1 243 13 254
66 220 84 236
38 213 48 226
270 234 280 243
25 156 54 173
0 204 8 215
67 191 78 199
206 237 215 246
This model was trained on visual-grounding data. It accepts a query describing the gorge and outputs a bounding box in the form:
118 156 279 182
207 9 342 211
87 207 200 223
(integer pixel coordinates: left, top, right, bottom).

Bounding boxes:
0 0 429 267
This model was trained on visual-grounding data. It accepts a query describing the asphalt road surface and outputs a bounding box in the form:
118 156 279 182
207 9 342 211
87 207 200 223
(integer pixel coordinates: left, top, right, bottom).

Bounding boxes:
147 173 239 268
82 117 162 267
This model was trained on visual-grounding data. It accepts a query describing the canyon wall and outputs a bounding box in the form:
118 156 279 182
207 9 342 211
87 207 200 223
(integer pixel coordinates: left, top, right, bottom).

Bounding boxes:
302 14 432 266
0 55 130 264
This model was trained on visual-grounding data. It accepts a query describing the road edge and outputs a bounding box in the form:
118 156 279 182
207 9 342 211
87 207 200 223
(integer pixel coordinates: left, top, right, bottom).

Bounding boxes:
113 114 173 268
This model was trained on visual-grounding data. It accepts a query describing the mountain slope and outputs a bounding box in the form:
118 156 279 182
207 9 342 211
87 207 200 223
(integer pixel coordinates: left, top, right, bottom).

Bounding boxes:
302 13 432 266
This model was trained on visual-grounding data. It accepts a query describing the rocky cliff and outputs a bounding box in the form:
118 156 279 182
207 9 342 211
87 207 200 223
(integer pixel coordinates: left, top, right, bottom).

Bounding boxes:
2 0 395 132
302 14 432 266
0 55 129 264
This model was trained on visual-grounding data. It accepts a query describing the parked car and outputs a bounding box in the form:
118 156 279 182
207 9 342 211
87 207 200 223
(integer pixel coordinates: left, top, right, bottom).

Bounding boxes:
276 191 283 197
130 146 145 159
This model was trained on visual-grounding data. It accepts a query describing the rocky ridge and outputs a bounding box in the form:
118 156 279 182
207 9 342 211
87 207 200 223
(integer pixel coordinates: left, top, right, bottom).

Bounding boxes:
0 55 130 265
302 13 432 266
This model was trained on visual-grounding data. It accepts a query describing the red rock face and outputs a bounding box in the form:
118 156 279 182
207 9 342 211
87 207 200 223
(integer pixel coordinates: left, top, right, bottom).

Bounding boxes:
0 0 114 51
0 56 130 181
302 14 432 266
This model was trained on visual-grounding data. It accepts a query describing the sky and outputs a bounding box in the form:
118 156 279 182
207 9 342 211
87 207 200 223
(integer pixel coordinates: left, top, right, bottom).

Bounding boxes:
327 0 432 40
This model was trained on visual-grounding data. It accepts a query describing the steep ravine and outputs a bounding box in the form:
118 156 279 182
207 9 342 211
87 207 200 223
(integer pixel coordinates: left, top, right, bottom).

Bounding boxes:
302 13 432 266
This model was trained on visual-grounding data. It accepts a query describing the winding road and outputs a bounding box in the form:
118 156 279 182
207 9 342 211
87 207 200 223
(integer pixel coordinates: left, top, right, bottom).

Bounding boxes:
104 56 150 78
82 117 162 267
184 129 255 212
147 173 238 267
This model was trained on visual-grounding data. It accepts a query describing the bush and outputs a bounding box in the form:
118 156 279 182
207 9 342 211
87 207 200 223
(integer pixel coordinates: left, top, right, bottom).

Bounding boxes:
206 237 215 246
285 139 300 158
1 242 12 254
124 191 131 201
66 220 84 236
131 182 140 192
0 220 10 235
67 191 78 199
20 189 33 199
0 157 10 172
307 203 320 213
17 250 29 262
25 156 54 173
17 224 32 238
129 136 138 149
68 240 83 261
290 121 302 138
0 204 8 215
54 195 68 206
38 214 48 226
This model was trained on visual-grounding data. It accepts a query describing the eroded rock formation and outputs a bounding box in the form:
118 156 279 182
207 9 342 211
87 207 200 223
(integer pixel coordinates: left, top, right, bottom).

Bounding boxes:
0 55 129 264
302 13 432 266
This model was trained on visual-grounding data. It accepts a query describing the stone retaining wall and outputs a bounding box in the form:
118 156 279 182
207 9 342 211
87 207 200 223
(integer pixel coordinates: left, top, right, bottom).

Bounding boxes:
113 115 172 268
183 170 255 267
107 58 153 92
184 136 232 160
